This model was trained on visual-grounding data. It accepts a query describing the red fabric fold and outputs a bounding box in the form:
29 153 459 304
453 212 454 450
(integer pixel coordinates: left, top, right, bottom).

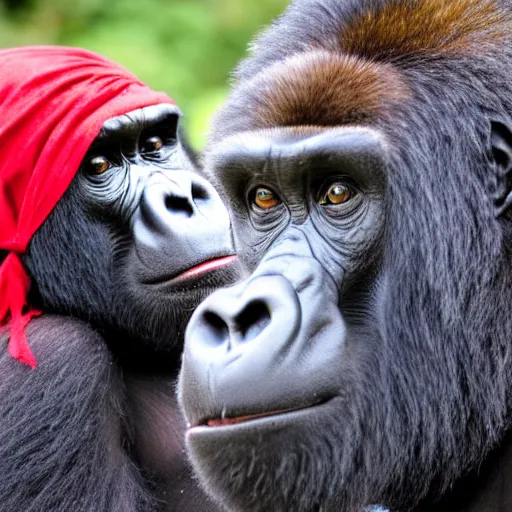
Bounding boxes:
0 253 41 368
0 46 175 367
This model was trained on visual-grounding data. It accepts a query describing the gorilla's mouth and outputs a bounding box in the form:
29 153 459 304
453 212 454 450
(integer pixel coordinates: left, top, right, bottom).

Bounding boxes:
206 407 300 427
201 400 327 428
173 255 237 282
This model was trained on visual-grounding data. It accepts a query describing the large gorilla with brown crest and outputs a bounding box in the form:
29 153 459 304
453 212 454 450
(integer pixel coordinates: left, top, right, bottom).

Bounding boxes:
178 0 512 511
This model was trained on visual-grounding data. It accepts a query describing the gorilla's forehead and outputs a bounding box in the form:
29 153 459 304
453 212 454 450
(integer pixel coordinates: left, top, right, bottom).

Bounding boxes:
97 103 180 141
208 50 408 146
240 51 408 128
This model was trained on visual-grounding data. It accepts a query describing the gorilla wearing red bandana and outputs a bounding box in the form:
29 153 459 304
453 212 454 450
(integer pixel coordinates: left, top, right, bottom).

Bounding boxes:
0 46 238 511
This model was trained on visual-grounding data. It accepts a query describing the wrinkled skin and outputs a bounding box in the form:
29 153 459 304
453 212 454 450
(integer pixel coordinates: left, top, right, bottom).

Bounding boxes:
0 104 240 511
179 1 512 511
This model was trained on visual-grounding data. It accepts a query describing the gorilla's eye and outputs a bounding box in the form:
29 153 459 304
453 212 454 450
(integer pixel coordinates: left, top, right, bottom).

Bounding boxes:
253 187 279 209
89 156 112 175
319 182 354 205
142 136 164 153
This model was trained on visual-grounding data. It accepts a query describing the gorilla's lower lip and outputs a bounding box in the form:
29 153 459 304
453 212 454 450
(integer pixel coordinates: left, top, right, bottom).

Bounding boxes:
187 399 339 437
205 407 301 427
198 401 326 428
174 255 237 281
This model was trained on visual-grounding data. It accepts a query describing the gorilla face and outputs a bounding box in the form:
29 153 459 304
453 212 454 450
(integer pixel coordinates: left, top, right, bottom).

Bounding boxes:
24 104 239 354
178 1 512 510
180 127 395 512
181 126 387 426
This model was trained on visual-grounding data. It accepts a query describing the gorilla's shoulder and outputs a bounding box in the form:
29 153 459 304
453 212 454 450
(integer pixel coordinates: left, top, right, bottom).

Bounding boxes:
0 315 113 374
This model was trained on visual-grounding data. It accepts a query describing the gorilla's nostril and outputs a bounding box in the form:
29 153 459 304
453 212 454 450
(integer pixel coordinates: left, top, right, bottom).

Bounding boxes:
235 300 271 342
165 194 193 217
192 182 210 201
202 311 229 346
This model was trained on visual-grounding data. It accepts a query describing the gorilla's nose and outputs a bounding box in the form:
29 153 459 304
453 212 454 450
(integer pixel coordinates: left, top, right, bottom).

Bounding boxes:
139 172 213 233
187 275 300 351
180 248 346 426
180 275 312 423
133 170 234 283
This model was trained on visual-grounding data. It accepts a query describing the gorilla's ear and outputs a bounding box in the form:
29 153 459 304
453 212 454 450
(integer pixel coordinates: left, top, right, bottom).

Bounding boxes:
491 120 512 217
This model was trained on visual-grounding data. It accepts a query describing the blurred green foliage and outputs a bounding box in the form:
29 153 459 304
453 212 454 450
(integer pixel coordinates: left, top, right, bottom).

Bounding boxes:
0 0 288 147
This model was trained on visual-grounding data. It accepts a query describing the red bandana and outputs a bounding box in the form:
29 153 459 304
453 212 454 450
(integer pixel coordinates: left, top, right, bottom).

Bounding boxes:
0 46 174 368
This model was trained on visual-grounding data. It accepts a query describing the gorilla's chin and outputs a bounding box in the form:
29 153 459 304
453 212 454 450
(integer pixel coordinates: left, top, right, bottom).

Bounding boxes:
185 397 365 512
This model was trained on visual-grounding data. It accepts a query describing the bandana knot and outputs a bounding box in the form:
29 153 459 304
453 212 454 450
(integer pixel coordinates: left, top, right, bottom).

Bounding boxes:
0 253 41 367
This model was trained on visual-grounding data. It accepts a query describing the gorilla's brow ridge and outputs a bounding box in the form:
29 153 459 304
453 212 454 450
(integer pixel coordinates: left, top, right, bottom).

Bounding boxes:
96 104 179 143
